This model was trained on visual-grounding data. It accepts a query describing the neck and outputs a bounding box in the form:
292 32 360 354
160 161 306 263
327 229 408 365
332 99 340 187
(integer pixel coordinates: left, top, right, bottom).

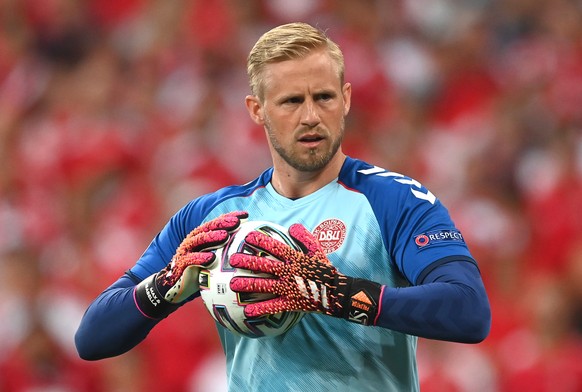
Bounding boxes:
270 153 346 199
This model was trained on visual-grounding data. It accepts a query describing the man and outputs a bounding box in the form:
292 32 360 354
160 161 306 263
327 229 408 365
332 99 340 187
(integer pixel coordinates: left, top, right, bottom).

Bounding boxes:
75 22 491 391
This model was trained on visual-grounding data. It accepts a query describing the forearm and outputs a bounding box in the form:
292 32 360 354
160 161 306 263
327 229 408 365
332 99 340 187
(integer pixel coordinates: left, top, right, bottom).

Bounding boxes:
375 261 491 343
74 212 247 360
75 274 160 360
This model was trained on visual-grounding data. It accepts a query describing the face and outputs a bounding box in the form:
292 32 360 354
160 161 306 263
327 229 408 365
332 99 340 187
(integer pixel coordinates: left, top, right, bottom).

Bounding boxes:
246 49 351 172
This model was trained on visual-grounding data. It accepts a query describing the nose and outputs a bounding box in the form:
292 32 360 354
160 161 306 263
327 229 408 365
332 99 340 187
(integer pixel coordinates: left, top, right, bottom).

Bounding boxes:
300 99 320 128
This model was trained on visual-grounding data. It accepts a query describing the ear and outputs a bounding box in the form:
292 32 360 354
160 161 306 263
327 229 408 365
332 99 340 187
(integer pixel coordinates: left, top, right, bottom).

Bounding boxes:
245 95 265 125
342 82 352 116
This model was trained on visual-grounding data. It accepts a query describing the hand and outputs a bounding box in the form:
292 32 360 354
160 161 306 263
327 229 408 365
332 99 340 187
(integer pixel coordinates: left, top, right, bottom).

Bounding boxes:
135 211 248 319
229 223 383 325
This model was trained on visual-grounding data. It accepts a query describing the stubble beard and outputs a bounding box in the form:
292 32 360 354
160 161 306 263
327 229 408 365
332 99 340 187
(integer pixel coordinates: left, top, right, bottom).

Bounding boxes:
265 117 345 172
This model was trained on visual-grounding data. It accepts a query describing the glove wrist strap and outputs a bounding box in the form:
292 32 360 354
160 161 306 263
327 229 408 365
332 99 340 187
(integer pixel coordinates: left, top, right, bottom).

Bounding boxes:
134 274 180 319
338 277 382 326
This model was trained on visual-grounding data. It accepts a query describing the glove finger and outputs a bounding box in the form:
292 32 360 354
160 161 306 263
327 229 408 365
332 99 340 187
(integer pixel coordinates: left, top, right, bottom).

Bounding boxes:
193 211 249 236
230 276 278 293
181 211 248 253
171 251 216 274
243 231 301 263
178 230 230 254
185 251 217 267
229 253 282 275
288 223 326 259
244 297 299 317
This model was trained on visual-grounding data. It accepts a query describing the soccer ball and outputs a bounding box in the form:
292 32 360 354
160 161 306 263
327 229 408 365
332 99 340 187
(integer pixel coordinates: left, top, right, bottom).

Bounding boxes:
198 220 305 338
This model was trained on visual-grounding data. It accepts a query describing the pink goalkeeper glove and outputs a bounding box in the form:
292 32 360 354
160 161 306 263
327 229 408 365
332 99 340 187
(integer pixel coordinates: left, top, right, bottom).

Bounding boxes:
229 223 384 326
135 211 248 319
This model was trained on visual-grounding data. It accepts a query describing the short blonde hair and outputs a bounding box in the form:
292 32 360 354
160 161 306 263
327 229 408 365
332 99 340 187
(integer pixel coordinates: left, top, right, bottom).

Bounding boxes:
247 22 345 100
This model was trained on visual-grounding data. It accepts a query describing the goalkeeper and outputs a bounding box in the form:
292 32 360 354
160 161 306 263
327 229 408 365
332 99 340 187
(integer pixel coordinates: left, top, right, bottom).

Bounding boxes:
75 22 491 392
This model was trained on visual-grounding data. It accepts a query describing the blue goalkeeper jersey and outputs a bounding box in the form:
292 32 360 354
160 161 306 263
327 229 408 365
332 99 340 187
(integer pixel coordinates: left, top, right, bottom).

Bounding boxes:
129 156 474 392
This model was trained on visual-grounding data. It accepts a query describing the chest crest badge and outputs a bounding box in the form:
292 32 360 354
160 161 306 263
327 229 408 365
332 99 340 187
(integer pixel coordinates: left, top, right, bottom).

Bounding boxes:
313 218 346 254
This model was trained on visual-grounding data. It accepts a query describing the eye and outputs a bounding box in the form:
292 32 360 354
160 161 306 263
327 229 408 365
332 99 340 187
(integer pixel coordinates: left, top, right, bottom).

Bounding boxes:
285 96 303 104
316 93 334 102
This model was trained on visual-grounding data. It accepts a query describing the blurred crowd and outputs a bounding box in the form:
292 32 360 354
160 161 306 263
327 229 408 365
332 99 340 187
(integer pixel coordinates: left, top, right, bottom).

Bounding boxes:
1 0 582 391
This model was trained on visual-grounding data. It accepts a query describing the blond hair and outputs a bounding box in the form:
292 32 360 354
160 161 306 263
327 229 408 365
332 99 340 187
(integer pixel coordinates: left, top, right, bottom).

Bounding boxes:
247 22 345 100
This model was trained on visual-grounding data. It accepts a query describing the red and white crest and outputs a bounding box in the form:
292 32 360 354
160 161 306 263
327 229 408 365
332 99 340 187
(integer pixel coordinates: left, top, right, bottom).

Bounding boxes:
312 219 346 254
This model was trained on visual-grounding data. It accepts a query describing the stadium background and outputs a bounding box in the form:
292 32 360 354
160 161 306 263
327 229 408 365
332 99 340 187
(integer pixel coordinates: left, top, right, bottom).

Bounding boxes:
0 0 581 391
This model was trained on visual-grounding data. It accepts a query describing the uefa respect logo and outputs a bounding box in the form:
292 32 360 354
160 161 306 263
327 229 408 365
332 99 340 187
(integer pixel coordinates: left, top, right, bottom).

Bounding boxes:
414 229 465 249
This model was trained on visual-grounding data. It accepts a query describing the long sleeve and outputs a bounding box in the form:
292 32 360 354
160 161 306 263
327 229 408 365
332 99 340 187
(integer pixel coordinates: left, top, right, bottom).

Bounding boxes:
75 274 160 360
375 260 491 343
